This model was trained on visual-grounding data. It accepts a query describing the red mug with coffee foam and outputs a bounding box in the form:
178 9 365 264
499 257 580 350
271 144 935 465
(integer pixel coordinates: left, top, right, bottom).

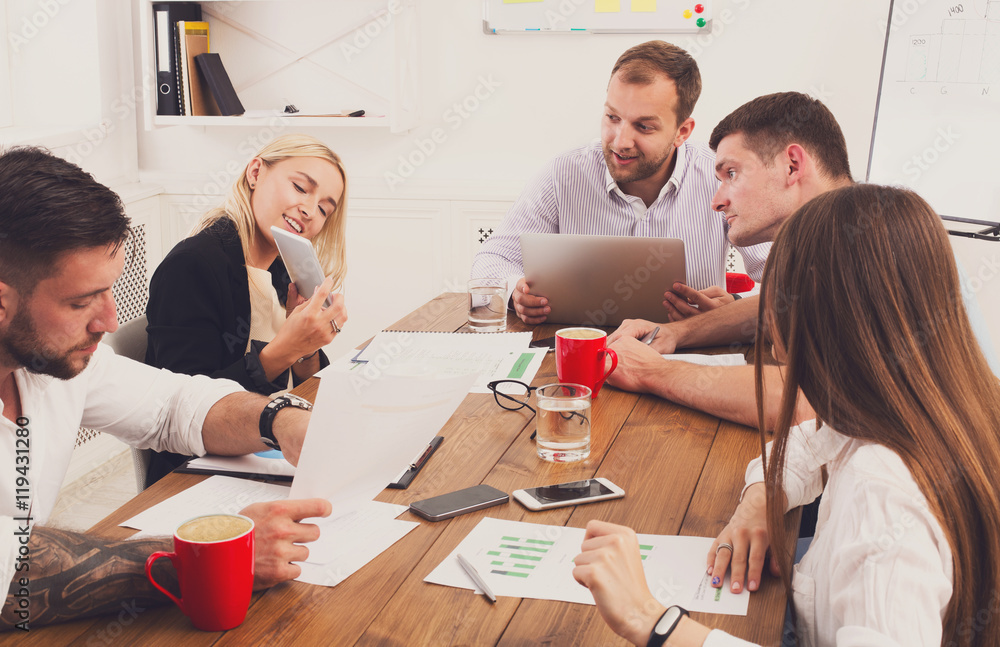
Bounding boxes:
146 513 255 631
555 327 619 397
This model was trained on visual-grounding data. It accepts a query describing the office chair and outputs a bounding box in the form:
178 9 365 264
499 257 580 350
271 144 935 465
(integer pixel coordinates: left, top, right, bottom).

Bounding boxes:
103 315 153 492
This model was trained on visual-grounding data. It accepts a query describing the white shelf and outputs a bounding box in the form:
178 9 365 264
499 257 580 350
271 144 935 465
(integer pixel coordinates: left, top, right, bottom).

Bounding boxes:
137 0 419 133
151 115 391 128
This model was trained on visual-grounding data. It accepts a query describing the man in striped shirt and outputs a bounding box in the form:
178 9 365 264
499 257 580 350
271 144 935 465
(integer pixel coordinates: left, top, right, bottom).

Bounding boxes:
470 40 771 325
606 92 999 428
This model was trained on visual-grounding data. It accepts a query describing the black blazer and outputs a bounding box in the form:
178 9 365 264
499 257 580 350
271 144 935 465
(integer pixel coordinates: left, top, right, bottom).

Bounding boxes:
143 218 328 486
145 217 328 392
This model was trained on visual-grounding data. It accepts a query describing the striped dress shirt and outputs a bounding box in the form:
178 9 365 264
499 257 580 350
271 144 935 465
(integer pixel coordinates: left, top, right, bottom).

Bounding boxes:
471 140 771 291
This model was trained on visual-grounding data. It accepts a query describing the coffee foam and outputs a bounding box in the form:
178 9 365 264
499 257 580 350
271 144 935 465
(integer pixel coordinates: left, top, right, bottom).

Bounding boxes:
557 328 605 340
177 515 252 543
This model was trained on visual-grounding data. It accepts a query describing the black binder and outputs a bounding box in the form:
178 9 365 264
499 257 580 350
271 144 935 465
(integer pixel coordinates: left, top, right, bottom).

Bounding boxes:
152 2 201 116
195 53 245 116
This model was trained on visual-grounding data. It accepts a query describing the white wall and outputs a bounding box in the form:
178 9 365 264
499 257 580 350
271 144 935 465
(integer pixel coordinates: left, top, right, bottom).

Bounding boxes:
136 0 891 188
1 0 139 187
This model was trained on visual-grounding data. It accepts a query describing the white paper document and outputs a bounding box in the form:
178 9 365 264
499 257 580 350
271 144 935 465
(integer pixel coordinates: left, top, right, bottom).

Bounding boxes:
425 518 749 616
120 475 291 536
661 353 747 367
289 370 475 519
295 501 418 586
350 331 542 393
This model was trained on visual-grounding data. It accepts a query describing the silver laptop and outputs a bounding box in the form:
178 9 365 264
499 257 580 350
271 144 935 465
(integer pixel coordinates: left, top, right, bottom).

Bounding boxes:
520 233 685 327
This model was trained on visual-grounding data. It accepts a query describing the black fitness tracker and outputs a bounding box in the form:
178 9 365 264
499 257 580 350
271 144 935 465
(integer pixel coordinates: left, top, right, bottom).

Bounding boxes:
647 605 689 647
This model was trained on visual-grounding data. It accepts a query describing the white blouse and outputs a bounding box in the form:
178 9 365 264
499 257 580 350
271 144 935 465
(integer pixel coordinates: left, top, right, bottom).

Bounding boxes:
246 265 292 392
704 420 953 647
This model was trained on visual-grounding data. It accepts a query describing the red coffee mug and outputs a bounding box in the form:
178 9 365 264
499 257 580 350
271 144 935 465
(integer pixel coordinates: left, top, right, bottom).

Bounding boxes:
146 514 255 631
555 327 619 397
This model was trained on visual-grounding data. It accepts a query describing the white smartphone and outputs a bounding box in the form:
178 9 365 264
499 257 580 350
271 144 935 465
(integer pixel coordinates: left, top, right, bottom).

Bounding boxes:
512 477 624 511
270 225 331 307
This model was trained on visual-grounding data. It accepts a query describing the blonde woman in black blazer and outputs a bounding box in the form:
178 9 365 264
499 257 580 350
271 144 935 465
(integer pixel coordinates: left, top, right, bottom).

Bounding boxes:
145 134 348 485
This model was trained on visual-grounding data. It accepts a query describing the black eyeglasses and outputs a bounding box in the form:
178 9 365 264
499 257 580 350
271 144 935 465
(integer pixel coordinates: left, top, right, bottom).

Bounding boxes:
487 379 538 414
486 380 589 439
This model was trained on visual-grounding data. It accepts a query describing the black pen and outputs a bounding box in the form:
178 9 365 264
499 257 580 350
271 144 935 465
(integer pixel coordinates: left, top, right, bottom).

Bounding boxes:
388 436 443 489
410 436 443 469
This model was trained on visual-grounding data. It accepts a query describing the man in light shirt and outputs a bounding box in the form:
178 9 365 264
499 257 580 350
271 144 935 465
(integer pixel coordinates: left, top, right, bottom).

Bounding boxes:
608 91 999 430
470 40 771 325
0 146 332 629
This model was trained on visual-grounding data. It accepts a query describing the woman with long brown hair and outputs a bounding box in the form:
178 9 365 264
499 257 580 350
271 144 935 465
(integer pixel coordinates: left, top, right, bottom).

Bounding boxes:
573 184 1000 646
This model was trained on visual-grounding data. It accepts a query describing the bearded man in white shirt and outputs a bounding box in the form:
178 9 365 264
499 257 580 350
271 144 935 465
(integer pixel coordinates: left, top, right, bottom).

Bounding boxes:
0 146 332 629
471 40 772 325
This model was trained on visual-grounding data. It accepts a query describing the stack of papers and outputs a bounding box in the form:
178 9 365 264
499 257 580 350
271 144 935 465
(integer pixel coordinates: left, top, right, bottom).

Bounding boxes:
349 331 544 393
425 517 749 616
290 370 475 519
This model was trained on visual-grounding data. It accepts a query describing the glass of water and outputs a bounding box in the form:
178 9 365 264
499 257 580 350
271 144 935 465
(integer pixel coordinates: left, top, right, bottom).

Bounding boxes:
535 383 592 463
468 278 507 332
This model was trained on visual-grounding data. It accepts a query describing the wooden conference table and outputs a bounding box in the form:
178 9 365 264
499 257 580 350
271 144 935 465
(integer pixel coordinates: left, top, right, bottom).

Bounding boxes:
27 293 794 646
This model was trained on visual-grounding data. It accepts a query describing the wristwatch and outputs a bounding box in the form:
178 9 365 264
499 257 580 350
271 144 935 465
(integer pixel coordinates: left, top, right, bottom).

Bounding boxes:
647 605 688 647
259 394 312 451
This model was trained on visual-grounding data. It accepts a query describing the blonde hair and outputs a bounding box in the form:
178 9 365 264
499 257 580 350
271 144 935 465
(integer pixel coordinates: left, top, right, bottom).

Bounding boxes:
197 134 348 291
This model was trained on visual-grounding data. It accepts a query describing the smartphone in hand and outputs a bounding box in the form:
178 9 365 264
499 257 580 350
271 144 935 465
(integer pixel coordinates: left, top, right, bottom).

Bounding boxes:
271 225 332 307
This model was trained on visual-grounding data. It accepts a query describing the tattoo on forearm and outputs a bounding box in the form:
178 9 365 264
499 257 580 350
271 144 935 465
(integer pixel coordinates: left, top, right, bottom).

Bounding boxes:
1 526 176 630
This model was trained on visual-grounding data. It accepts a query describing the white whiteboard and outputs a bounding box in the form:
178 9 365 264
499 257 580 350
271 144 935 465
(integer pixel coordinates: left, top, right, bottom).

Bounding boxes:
867 0 1000 356
483 0 713 33
867 0 1000 220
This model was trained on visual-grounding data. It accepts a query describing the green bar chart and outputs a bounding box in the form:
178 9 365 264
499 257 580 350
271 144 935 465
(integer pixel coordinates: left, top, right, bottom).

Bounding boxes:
486 535 554 578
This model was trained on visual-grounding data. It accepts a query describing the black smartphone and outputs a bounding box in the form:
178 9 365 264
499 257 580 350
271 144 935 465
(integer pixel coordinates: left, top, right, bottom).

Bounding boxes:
409 484 509 521
529 336 556 351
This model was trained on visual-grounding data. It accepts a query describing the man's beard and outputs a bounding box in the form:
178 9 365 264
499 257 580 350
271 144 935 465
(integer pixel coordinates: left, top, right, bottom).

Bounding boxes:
1 307 101 380
603 146 672 185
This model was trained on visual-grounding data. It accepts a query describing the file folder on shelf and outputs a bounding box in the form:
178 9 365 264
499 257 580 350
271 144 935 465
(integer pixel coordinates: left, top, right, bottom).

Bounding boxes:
195 53 245 116
152 2 201 116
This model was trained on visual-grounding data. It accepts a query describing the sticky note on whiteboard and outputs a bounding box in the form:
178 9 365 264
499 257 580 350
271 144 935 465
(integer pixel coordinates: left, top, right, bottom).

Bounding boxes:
631 0 656 10
596 0 621 12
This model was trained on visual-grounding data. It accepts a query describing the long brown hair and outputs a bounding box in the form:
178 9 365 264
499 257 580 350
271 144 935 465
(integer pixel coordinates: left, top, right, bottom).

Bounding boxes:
756 184 1000 645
